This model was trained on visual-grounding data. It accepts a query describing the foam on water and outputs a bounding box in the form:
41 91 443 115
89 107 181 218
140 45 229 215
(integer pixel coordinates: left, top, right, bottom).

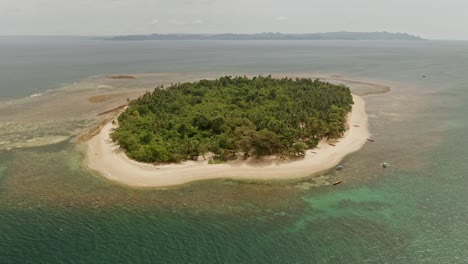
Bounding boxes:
28 93 42 97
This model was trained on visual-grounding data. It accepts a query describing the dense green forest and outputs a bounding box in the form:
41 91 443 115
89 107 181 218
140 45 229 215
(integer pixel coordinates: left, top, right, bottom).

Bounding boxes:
111 76 353 163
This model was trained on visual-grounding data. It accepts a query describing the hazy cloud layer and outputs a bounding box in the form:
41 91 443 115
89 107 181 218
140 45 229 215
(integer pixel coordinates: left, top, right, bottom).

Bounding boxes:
0 0 467 39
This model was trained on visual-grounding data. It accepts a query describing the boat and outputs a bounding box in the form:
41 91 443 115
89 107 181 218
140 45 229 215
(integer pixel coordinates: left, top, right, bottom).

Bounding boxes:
333 180 344 186
381 162 389 168
367 138 375 142
335 165 344 171
329 143 336 146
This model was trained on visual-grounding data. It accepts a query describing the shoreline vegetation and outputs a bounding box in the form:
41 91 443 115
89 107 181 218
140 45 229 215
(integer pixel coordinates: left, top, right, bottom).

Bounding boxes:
86 76 371 187
111 76 354 163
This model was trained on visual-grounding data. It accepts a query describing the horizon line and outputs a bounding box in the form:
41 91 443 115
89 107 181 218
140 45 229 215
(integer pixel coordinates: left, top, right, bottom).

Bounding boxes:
0 32 466 41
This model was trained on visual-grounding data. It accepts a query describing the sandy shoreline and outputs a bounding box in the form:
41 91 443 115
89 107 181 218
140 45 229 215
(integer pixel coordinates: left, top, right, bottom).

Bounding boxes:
86 94 369 187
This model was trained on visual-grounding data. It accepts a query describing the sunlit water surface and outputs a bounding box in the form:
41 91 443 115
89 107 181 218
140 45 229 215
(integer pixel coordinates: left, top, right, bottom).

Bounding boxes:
1 38 468 263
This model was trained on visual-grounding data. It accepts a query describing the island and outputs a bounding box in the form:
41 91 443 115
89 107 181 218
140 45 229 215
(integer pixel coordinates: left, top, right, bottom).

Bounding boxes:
86 76 369 187
109 32 423 41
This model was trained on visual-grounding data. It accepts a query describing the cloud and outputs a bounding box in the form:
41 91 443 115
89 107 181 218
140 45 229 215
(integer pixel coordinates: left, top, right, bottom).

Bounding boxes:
275 16 288 21
192 19 203 24
150 19 159 24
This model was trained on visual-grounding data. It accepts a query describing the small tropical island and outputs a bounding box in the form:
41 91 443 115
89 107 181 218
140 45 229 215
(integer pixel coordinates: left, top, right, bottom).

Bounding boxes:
111 76 353 163
86 76 369 187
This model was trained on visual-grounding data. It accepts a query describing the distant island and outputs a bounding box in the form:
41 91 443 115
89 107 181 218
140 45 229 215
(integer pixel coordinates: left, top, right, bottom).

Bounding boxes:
110 76 353 163
110 32 423 41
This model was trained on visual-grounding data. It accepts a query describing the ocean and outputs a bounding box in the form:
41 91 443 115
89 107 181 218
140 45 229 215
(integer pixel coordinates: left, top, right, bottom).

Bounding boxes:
1 37 468 263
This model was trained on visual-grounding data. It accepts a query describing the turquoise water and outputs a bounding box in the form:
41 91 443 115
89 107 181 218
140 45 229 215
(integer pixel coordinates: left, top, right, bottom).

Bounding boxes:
1 39 468 263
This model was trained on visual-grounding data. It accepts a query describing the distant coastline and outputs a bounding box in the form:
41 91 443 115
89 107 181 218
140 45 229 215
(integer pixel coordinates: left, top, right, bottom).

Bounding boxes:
109 32 423 41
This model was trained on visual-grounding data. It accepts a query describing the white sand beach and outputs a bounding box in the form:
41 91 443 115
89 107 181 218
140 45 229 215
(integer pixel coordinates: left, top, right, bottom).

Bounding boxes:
86 94 369 187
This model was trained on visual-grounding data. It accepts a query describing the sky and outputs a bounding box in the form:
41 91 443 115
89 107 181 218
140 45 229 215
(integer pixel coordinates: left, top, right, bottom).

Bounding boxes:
1 0 467 39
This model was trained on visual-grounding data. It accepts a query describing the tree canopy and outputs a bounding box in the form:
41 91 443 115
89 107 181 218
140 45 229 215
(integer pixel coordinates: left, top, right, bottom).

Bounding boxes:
111 76 353 163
